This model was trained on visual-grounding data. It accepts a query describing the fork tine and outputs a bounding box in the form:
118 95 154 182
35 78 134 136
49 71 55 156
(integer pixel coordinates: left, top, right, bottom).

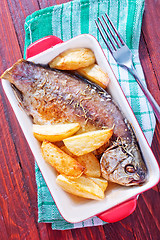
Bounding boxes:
95 19 113 53
102 15 121 48
97 17 117 51
105 13 125 45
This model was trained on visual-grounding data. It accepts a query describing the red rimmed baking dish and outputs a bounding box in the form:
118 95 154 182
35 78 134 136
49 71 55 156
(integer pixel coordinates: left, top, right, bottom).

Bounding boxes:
2 34 160 223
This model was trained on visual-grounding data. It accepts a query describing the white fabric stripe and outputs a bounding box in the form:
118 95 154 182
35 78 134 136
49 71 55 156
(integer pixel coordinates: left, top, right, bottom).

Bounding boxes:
117 0 130 106
61 4 71 41
97 1 110 49
89 0 98 38
74 221 83 228
119 0 128 43
71 2 81 37
109 0 118 29
93 216 105 226
132 2 143 49
52 6 62 38
73 216 104 229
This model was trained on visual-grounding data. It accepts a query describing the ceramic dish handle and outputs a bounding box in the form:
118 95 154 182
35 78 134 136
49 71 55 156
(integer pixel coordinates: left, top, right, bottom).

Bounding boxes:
97 197 137 223
26 35 63 59
26 35 138 223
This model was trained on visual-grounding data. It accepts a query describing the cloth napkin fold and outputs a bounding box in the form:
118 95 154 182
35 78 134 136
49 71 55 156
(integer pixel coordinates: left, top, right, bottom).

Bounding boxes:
24 0 156 230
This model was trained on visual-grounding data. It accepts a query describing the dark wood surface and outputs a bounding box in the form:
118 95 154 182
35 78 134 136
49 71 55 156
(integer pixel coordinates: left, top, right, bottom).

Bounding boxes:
0 0 159 239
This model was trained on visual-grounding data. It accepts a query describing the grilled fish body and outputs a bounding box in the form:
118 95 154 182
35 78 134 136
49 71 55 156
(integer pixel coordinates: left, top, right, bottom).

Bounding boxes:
1 59 147 186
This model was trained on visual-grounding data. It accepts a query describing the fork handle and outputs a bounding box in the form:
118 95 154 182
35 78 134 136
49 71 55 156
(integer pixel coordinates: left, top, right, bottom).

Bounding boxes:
127 64 160 123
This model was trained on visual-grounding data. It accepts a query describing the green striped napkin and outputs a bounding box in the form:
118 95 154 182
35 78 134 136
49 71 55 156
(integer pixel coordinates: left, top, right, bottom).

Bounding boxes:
24 0 156 230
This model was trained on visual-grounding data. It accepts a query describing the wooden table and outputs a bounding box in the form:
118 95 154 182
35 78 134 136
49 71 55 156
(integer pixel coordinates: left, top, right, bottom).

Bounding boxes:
0 0 159 239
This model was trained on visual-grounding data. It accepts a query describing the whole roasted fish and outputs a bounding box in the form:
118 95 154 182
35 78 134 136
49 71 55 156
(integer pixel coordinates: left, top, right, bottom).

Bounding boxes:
1 59 147 186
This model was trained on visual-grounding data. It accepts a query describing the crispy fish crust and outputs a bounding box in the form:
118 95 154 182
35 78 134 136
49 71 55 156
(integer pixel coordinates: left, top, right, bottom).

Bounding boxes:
1 59 131 140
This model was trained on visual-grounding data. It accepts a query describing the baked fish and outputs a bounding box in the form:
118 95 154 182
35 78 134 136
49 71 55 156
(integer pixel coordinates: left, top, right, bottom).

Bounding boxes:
1 59 147 186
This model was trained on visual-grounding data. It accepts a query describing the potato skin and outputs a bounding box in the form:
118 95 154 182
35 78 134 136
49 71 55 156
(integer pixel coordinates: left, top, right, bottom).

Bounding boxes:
56 174 104 200
33 123 80 142
49 48 96 70
63 128 113 156
77 64 110 88
41 140 84 178
74 153 101 177
61 146 101 177
89 177 108 191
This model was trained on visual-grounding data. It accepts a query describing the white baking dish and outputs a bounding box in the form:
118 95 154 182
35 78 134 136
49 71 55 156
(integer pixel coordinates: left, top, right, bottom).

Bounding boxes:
2 34 159 223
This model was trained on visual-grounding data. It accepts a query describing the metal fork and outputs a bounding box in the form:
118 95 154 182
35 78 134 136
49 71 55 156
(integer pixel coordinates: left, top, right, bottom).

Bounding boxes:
95 13 160 123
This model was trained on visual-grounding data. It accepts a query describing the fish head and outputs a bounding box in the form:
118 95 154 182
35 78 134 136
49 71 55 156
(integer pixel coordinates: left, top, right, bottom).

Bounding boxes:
100 143 147 186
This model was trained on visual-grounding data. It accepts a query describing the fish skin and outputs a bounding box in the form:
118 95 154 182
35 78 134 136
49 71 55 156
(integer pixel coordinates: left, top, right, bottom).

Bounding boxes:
1 59 147 186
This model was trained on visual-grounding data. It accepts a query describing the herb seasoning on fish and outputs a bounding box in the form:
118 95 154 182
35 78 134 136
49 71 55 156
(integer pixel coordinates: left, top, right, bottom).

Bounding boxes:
1 59 147 186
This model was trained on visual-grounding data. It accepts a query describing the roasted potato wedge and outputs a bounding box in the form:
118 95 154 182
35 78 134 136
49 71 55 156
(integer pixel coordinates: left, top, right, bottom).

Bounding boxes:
56 174 104 200
33 123 80 142
49 48 96 70
74 153 101 177
77 64 110 88
60 145 75 157
41 140 84 178
89 177 108 192
61 146 101 177
63 128 113 156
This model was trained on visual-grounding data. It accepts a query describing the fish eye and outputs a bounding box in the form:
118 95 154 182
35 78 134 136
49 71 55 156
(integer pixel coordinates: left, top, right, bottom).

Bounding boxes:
125 164 136 173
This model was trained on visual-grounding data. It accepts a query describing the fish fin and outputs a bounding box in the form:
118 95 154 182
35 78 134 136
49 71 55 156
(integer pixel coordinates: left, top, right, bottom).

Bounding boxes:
0 59 25 82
